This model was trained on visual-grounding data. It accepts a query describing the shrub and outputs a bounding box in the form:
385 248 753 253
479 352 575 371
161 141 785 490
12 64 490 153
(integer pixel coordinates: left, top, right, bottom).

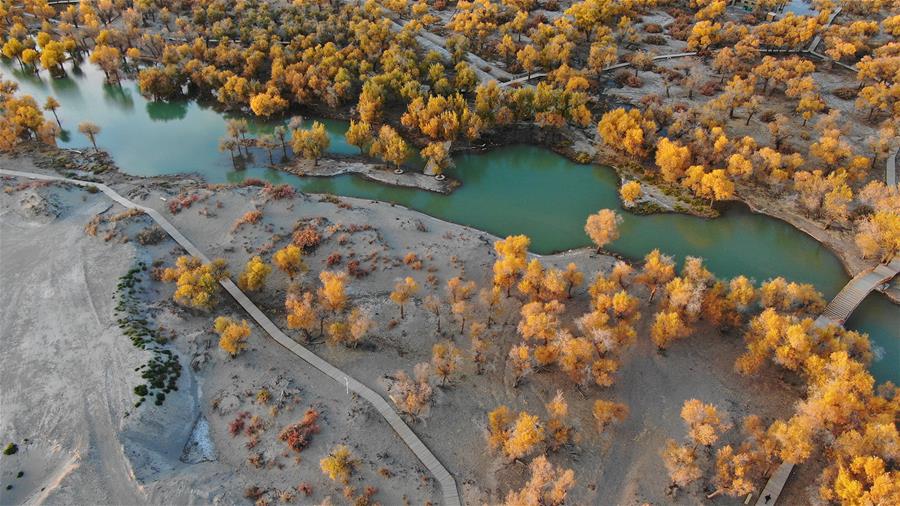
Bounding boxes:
832 87 857 100
292 225 321 251
232 210 263 231
3 443 18 455
403 252 422 270
244 486 265 500
326 252 342 266
278 409 320 453
262 183 295 200
347 260 369 278
644 35 667 45
136 225 166 245
241 178 267 187
167 193 201 214
699 80 720 96
644 23 662 33
85 185 99 193
625 74 644 88
108 208 144 222
84 215 103 236
229 412 250 436
667 14 693 40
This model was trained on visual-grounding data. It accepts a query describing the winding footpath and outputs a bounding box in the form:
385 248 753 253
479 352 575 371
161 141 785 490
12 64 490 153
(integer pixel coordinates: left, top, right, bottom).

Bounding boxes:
0 168 463 506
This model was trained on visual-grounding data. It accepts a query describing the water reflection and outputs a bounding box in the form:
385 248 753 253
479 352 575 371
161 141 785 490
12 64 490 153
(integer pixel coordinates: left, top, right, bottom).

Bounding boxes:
103 83 135 110
146 100 189 122
3 58 897 383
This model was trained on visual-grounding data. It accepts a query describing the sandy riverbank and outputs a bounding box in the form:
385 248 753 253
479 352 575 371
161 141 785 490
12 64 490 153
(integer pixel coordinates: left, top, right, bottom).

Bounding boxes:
0 171 439 505
284 155 460 194
2 149 827 504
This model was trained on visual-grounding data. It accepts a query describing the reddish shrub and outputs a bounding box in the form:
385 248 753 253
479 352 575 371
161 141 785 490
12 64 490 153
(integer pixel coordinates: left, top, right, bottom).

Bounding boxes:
347 260 369 278
168 193 201 214
292 225 321 250
278 409 320 453
296 483 313 496
241 178 267 187
326 252 342 266
262 183 295 200
699 80 721 96
229 412 250 436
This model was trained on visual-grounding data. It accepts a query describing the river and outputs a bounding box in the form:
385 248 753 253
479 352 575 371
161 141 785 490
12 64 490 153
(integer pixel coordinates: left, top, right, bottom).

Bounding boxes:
3 61 896 383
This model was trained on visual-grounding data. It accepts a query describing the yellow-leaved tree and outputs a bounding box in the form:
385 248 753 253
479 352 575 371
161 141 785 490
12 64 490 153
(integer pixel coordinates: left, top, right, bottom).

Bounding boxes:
597 107 657 157
584 209 622 253
273 244 307 282
493 235 531 296
390 276 419 319
285 292 317 340
214 316 251 357
291 121 330 166
162 256 228 310
237 256 271 292
320 445 356 484
620 180 642 206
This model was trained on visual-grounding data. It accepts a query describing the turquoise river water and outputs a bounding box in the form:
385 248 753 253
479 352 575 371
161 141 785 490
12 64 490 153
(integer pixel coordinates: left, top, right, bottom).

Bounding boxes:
3 61 896 383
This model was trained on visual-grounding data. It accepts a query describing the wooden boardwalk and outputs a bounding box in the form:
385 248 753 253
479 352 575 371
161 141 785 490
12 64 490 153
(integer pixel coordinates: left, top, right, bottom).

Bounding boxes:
0 168 463 506
817 258 900 326
755 256 899 505
886 146 898 187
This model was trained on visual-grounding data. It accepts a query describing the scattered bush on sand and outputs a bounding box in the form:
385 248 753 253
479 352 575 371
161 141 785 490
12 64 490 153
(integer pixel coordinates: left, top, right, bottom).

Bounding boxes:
292 225 321 251
278 409 321 453
262 183 295 200
136 225 166 245
320 445 356 484
232 210 263 232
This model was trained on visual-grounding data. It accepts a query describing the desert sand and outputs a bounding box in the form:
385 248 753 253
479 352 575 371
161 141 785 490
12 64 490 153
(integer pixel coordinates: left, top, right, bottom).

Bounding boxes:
1 153 819 505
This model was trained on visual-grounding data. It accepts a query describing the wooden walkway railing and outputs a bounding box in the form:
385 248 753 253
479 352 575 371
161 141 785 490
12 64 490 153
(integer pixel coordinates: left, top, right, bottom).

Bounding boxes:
0 168 463 506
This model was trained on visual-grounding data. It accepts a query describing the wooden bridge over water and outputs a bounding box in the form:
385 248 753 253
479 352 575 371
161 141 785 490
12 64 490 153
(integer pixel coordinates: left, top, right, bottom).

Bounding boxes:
754 254 900 505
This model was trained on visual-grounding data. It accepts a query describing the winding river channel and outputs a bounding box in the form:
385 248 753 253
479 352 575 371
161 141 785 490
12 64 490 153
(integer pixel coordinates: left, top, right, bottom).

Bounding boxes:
4 61 897 383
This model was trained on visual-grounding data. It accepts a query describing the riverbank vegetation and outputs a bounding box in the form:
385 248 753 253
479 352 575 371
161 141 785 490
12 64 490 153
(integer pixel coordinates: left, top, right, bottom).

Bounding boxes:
1 1 898 504
128 171 899 504
0 0 896 272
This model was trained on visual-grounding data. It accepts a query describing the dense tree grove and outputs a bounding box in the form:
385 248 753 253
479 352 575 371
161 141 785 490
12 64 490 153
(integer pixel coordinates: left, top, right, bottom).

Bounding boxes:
3 1 900 504
1 0 898 259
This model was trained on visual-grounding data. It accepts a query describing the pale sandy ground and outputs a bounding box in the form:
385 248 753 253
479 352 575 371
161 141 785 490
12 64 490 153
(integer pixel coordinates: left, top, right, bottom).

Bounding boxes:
0 151 822 505
0 174 438 505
